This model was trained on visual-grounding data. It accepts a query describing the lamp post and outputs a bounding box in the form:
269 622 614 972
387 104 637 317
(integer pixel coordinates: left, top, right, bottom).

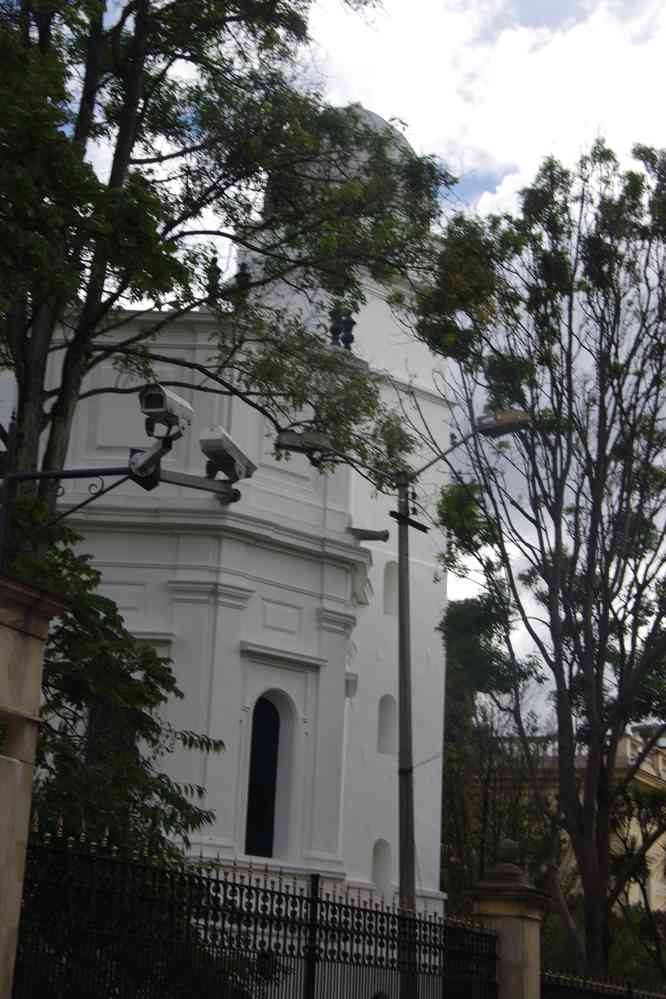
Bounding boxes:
390 409 532 918
276 408 531 997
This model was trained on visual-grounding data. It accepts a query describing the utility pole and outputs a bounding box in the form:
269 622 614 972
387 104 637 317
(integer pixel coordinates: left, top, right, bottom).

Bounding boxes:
393 471 430 999
395 471 420 999
396 471 417 912
278 409 533 999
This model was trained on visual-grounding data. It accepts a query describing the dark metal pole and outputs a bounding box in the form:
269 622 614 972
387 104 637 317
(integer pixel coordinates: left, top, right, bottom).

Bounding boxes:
396 471 418 999
303 872 320 999
0 466 131 570
7 466 131 482
396 473 416 911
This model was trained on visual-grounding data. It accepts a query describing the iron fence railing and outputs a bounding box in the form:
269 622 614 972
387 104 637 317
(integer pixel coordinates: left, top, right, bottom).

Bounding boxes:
13 830 497 999
543 970 666 999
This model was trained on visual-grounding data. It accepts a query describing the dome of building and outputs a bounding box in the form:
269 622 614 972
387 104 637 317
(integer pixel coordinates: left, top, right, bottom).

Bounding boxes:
345 103 415 157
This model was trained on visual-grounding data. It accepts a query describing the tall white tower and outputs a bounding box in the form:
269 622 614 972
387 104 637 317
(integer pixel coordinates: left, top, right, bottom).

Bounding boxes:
59 106 448 910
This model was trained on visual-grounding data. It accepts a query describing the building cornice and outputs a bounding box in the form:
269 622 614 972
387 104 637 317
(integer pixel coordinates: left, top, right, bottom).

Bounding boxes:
239 640 326 671
69 504 372 570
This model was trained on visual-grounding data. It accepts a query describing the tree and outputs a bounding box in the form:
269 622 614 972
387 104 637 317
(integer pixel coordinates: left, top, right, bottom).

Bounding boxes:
0 0 449 517
0 0 450 863
440 597 550 910
9 501 223 857
419 140 666 974
611 781 666 983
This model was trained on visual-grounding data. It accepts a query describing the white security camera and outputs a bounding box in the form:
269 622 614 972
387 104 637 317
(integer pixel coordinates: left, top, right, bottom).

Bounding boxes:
200 426 257 483
139 384 193 437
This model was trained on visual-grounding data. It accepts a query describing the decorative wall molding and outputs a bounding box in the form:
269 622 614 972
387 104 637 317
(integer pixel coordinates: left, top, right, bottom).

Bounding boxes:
345 640 358 671
344 672 358 700
316 607 357 636
351 563 373 607
130 629 175 643
262 598 301 635
239 640 326 672
166 579 254 608
166 580 216 603
215 582 254 610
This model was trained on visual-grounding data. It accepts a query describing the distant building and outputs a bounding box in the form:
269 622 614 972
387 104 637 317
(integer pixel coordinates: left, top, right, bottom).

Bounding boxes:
610 731 666 912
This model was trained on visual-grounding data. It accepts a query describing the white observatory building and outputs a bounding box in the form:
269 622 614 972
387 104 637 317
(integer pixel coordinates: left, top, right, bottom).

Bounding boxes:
58 107 449 910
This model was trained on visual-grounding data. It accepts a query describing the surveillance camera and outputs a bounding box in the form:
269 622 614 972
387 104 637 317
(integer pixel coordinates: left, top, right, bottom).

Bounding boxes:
200 426 257 483
139 384 193 437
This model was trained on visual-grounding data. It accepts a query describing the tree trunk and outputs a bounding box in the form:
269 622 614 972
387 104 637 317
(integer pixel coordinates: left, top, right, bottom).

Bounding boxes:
39 345 89 514
546 863 587 972
584 889 608 977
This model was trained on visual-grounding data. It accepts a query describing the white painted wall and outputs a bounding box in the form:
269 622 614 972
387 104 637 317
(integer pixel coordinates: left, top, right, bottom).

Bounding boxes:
20 99 450 901
26 280 449 907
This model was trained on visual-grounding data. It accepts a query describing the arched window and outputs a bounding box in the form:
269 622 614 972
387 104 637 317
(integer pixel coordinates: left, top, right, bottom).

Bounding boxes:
245 690 295 859
245 697 280 857
383 561 398 616
377 694 397 755
372 839 392 899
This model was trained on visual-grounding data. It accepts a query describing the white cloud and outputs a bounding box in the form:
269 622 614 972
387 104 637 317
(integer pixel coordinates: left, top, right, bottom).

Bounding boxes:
305 0 666 607
309 0 666 212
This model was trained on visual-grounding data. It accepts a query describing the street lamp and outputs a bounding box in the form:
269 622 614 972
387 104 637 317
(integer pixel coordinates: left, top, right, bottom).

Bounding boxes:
276 408 530 994
389 409 531 918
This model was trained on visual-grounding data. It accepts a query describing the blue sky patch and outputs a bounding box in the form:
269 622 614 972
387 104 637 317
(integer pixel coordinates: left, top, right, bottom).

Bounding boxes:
452 166 518 207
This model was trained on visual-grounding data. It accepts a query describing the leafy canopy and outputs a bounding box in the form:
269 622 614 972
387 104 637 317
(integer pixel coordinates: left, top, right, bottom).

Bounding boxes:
1 0 450 506
424 140 666 973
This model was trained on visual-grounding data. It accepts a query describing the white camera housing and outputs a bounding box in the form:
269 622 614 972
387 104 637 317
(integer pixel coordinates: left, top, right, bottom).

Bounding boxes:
200 426 257 483
139 384 193 436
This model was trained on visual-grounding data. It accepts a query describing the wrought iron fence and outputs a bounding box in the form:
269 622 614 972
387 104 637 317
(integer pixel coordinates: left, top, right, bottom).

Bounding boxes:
543 970 666 999
13 830 497 999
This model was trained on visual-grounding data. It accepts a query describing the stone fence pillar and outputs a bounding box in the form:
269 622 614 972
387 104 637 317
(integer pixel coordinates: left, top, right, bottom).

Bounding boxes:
0 577 64 999
468 841 549 999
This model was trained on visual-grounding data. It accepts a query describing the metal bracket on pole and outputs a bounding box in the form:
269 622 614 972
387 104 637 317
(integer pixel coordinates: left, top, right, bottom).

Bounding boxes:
389 510 429 534
159 470 240 504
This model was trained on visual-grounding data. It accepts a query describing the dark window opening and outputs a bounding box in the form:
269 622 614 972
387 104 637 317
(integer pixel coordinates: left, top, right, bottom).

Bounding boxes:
245 697 280 858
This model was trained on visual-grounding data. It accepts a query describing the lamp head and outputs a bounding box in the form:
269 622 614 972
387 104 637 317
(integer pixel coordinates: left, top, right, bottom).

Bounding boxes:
275 429 334 457
475 410 531 438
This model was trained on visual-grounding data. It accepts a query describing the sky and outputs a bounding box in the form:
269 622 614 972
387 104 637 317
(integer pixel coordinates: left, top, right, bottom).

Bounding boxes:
303 0 666 616
307 0 666 214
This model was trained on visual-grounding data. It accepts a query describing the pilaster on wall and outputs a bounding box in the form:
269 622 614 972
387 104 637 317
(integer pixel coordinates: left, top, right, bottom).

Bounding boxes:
303 607 356 868
0 577 64 999
166 578 254 853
